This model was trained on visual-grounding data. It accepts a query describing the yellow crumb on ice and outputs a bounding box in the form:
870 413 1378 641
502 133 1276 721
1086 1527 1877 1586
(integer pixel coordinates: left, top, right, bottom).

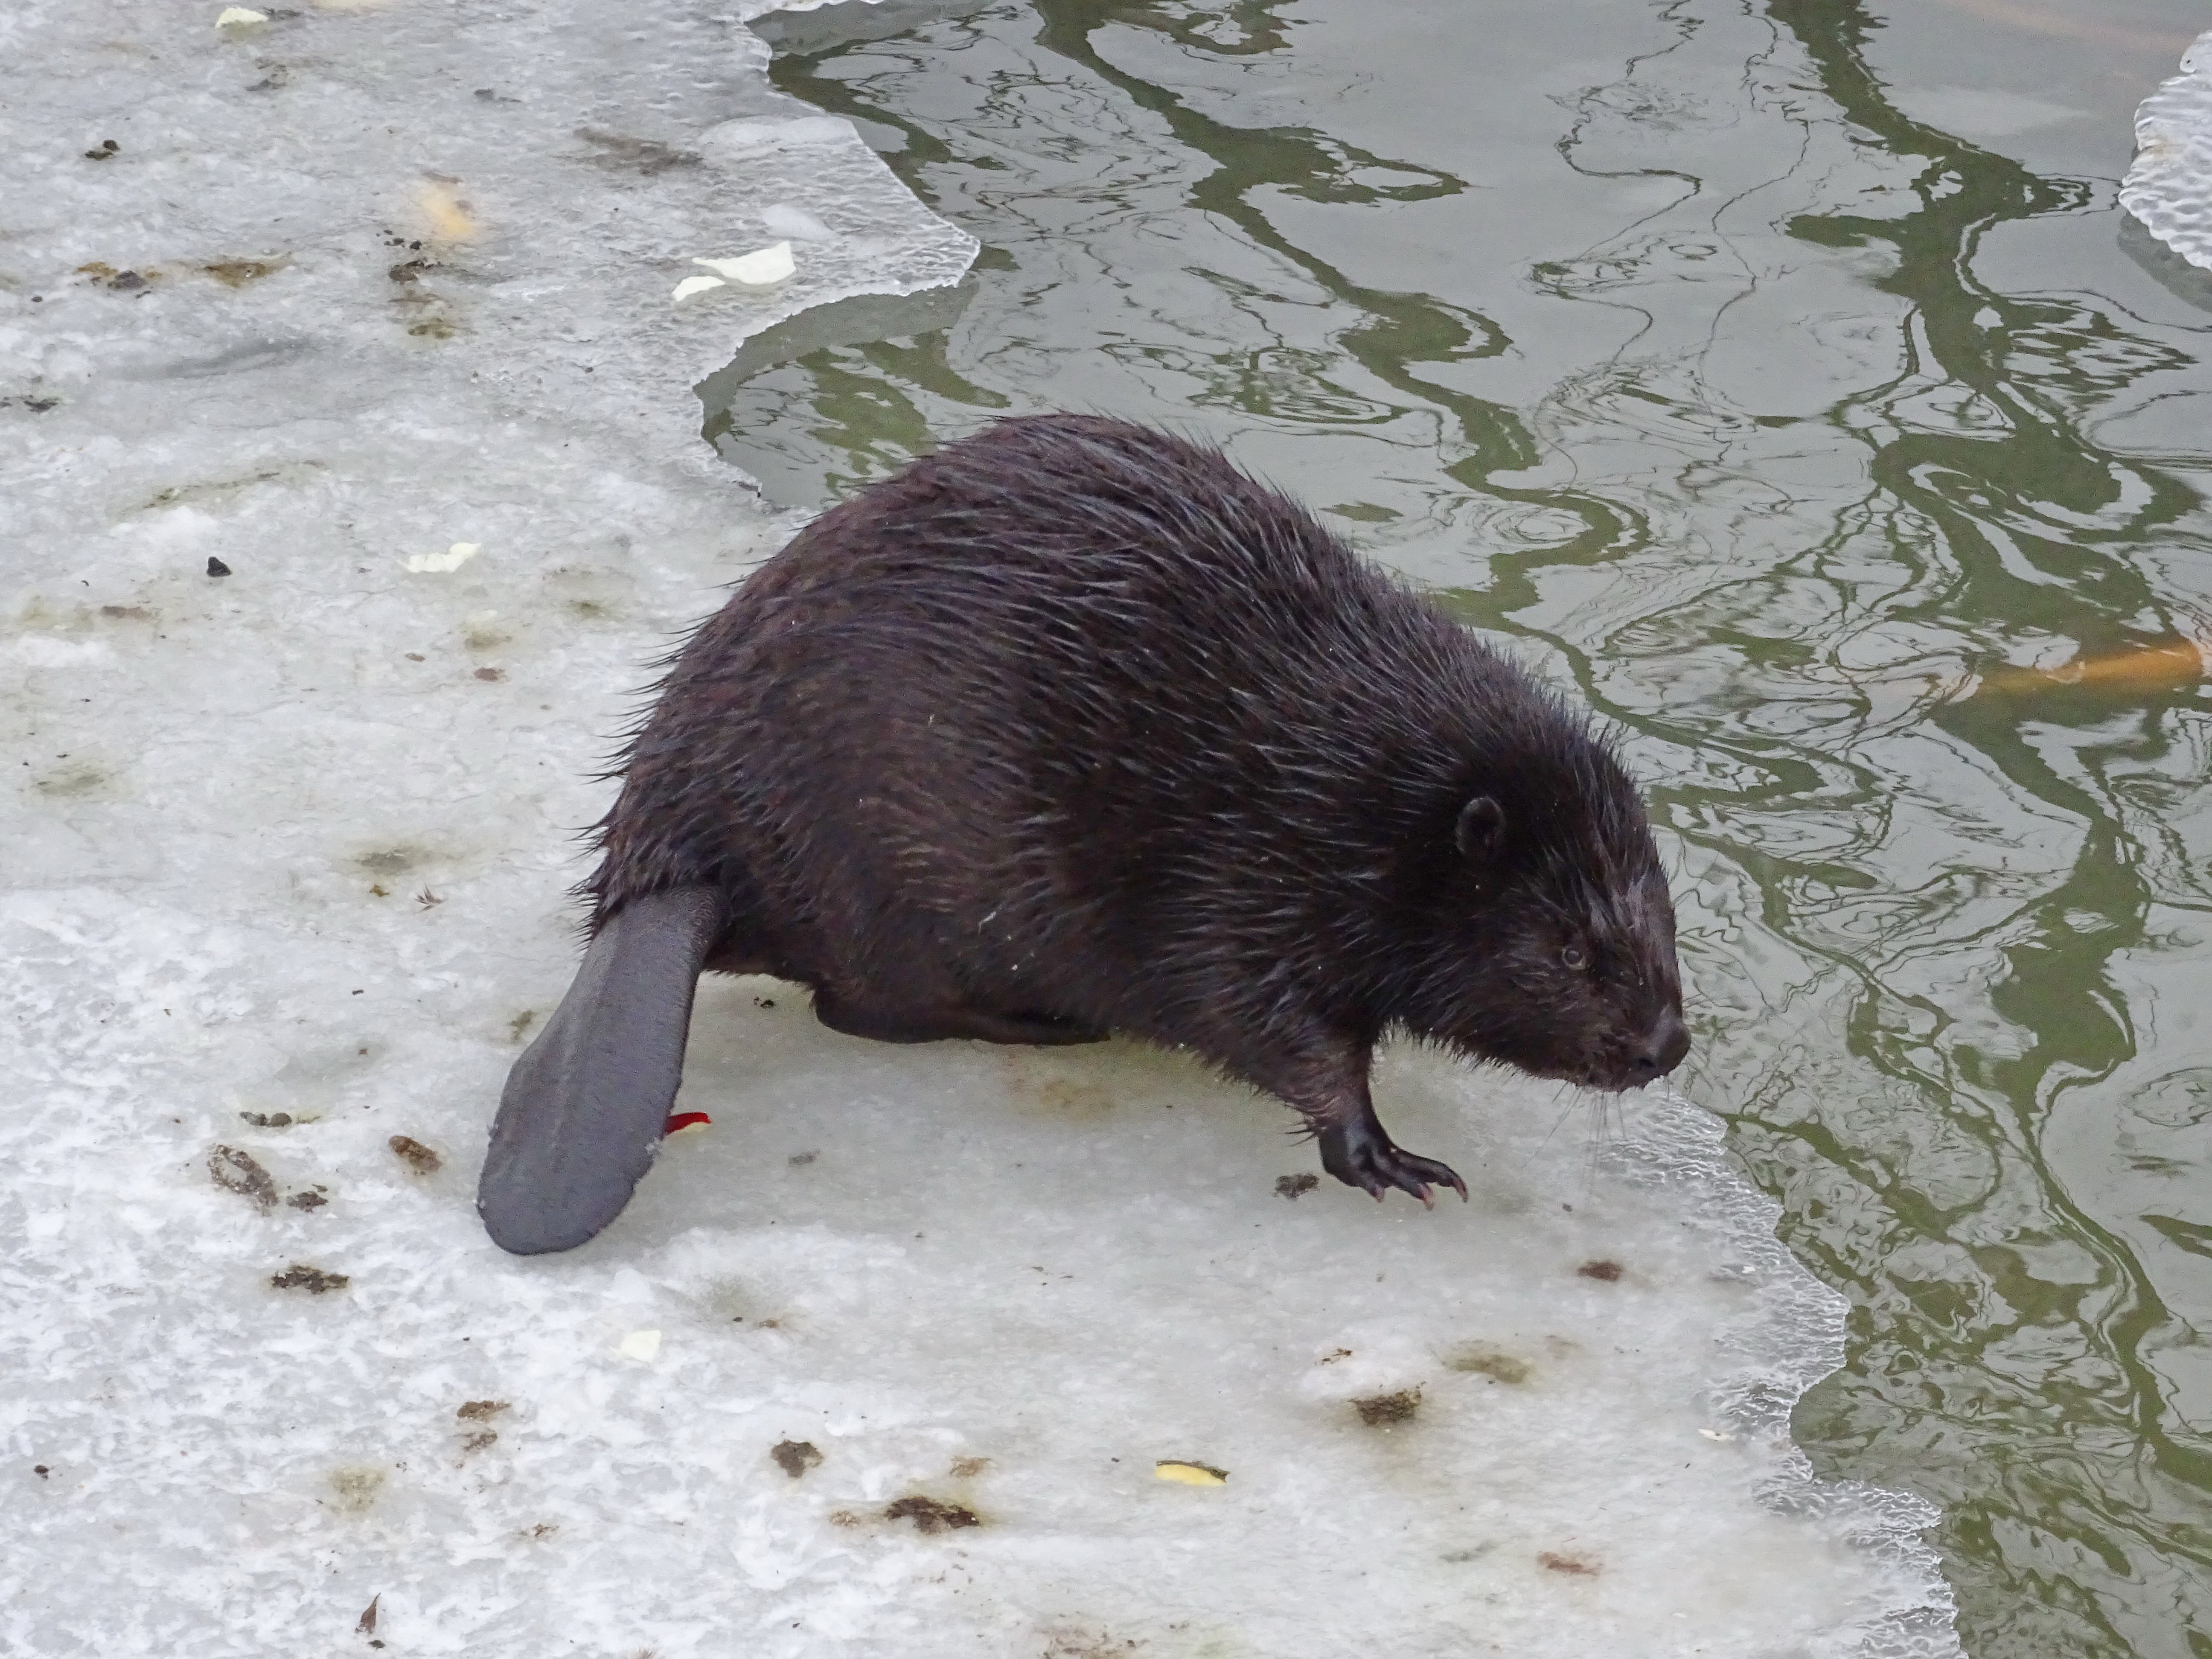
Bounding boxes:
617 1329 663 1362
215 7 268 26
415 181 477 244
1154 1461 1228 1486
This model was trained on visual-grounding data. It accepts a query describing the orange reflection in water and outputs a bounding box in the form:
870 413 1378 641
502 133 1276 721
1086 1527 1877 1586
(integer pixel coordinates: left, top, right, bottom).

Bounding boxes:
1977 638 2207 699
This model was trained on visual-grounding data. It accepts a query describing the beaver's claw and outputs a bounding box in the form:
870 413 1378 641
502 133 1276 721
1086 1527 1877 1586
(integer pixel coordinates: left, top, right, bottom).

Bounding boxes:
1317 1119 1467 1208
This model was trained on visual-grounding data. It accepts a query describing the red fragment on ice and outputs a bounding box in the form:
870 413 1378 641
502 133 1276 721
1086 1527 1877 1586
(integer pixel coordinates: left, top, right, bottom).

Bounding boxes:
664 1112 713 1135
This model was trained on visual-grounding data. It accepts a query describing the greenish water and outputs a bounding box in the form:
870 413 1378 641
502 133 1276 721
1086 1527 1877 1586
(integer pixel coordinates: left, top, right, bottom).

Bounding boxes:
714 2 2212 1652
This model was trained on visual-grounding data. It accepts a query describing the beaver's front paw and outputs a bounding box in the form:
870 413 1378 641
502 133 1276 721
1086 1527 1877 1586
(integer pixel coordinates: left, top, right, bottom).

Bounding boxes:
1317 1121 1467 1208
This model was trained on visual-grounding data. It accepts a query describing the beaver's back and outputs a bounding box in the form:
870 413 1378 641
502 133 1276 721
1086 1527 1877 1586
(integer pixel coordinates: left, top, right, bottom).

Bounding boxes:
590 415 1551 1040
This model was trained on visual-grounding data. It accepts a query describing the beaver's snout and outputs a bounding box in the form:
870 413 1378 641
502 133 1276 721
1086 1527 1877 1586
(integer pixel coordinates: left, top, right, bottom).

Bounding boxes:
1639 1006 1691 1079
1589 1005 1690 1092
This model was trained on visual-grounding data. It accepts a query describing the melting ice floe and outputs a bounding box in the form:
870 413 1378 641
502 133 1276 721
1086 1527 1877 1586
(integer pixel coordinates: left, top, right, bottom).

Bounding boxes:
2 0 1956 1654
2122 29 2212 271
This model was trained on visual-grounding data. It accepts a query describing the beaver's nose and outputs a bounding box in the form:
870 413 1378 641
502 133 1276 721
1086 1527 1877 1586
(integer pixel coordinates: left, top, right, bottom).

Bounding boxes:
1627 1007 1689 1081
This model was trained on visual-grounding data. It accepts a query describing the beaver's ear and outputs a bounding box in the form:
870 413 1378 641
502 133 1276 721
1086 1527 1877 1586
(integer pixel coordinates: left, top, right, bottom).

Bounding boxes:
1455 795 1506 860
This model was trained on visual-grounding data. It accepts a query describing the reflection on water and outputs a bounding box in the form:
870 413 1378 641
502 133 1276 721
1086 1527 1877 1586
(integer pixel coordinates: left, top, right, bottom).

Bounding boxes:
717 1 2212 1652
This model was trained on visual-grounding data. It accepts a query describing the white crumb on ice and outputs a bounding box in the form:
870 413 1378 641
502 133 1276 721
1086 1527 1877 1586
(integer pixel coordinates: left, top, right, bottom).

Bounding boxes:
0 1 1956 1656
693 243 799 287
404 542 481 574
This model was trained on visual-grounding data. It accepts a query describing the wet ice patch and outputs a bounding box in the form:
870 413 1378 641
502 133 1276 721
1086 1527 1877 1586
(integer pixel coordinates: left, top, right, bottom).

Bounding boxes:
2122 29 2212 271
2 867 1958 1657
0 0 974 486
1 0 1952 1654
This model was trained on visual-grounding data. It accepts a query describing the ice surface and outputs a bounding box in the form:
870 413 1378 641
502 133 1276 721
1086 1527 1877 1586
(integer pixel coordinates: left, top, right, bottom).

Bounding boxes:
2121 29 2212 271
0 0 975 500
2 0 1954 1653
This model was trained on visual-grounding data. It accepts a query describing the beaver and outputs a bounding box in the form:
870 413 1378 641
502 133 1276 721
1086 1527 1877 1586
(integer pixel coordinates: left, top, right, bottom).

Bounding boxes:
478 414 1688 1255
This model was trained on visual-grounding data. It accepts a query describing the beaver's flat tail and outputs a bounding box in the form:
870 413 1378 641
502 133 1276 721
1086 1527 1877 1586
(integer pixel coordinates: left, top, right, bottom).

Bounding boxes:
478 885 722 1255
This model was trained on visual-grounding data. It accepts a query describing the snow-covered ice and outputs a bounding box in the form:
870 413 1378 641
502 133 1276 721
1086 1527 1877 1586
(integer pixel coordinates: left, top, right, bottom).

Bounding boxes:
3 1 1957 1653
2122 28 2212 272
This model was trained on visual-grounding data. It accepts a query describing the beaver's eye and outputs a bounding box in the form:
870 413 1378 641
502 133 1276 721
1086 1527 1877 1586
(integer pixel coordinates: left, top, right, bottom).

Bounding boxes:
1561 945 1588 971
